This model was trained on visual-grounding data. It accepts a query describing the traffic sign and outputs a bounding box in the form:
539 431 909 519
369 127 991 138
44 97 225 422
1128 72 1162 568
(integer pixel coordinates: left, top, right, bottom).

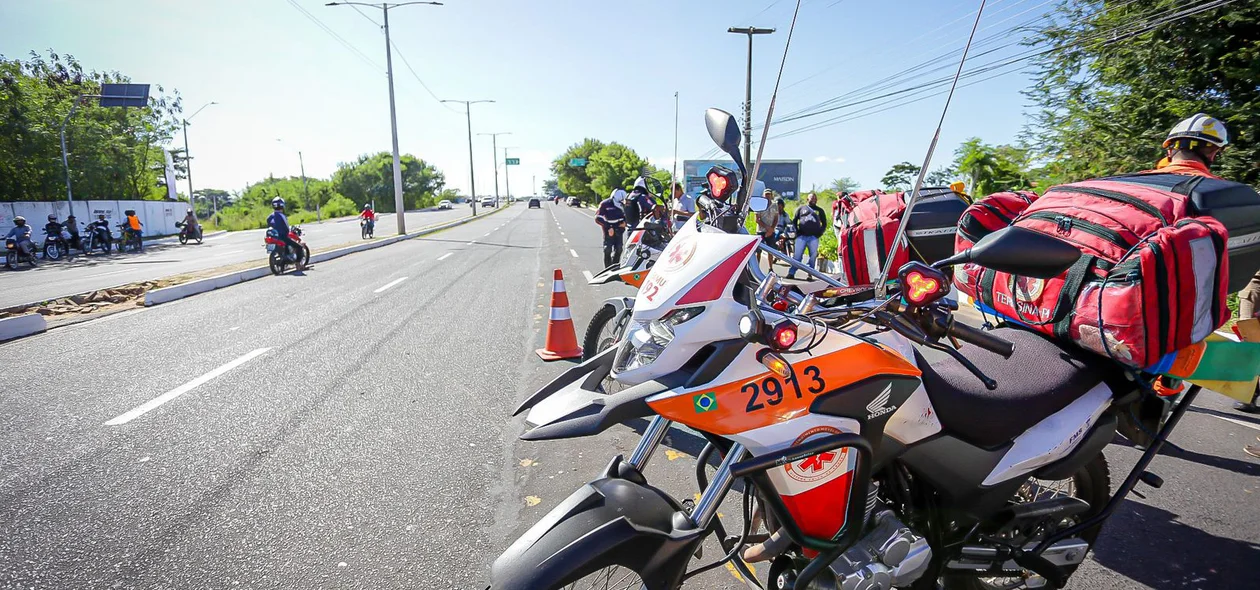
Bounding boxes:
505 158 521 165
568 158 587 167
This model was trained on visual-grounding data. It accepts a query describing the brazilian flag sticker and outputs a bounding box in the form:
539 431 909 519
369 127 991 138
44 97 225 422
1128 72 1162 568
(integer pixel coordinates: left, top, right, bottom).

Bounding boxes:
693 392 717 413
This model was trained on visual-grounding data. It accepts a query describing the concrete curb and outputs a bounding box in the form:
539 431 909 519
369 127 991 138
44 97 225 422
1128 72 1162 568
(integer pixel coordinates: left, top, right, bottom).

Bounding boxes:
0 313 47 342
144 207 509 307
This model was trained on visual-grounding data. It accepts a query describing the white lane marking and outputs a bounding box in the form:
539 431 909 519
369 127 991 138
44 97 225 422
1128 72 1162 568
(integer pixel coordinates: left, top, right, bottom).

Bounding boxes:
563 238 569 243
483 232 492 237
560 231 565 236
1204 413 1260 432
437 253 453 261
582 270 595 282
570 249 579 258
470 240 478 245
104 348 271 426
374 276 409 293
229 326 240 331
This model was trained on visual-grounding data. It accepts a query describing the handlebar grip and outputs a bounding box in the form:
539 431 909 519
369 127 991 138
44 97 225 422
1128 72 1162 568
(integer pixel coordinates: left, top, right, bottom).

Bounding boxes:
697 195 717 210
949 321 1015 359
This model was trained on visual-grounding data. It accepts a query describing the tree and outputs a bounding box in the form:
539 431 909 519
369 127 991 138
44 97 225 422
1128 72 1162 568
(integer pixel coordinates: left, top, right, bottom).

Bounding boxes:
880 162 920 190
541 178 561 197
925 166 957 186
830 176 860 194
953 138 1032 197
551 139 605 202
1025 0 1260 185
191 188 231 217
587 142 650 199
331 152 445 213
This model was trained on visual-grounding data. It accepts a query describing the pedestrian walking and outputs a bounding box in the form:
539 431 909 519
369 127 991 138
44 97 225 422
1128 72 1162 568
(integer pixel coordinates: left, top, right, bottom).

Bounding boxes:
596 189 628 268
670 183 694 231
787 192 827 279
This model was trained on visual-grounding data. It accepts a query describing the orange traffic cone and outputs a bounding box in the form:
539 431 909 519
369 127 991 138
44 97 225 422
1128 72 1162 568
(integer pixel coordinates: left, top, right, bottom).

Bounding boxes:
536 269 583 361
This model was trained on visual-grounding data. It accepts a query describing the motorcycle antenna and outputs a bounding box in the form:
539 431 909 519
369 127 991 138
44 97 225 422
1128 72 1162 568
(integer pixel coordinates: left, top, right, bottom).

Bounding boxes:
875 0 988 298
740 0 803 214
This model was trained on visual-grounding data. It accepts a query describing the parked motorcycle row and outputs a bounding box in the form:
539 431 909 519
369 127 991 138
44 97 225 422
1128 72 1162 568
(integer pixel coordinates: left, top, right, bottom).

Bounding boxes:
3 216 209 271
491 108 1260 590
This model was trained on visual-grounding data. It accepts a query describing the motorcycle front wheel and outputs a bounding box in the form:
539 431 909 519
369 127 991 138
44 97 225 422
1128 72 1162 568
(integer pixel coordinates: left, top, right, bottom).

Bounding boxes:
44 242 62 261
945 454 1111 590
582 305 622 361
179 233 188 245
5 251 15 270
561 567 644 590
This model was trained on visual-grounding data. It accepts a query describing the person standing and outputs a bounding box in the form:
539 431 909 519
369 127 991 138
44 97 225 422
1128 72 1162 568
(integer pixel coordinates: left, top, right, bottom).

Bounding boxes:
596 189 628 268
670 183 694 231
754 188 779 268
788 192 827 280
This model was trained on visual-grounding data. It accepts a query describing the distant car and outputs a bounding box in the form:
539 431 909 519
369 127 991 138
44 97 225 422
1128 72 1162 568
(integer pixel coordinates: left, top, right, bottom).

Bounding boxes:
567 197 580 207
528 198 541 209
481 197 496 208
438 200 452 210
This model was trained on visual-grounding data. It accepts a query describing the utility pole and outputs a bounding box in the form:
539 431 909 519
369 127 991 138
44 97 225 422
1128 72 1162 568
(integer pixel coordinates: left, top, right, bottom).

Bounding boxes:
328 1 443 235
503 147 515 204
478 131 510 206
728 26 775 167
276 139 314 220
442 99 494 217
182 101 217 220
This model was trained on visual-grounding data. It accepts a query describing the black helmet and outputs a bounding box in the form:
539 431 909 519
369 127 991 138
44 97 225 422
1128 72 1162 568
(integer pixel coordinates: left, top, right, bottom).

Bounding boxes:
48 214 57 221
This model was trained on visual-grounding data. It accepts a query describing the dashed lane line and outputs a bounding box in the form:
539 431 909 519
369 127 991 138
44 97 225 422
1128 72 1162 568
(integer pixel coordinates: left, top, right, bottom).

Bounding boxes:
374 276 408 293
104 348 271 426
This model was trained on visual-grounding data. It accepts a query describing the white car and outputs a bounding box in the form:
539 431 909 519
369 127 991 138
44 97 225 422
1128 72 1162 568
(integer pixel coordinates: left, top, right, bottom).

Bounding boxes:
438 200 452 210
481 197 496 208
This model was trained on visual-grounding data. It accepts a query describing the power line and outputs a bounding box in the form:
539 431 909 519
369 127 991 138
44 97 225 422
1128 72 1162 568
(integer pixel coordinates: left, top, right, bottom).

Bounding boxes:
284 0 382 72
347 4 381 26
388 39 460 112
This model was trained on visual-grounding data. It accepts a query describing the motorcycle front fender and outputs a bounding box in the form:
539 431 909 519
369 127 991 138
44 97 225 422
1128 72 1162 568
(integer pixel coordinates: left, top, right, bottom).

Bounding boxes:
491 457 703 590
587 263 623 285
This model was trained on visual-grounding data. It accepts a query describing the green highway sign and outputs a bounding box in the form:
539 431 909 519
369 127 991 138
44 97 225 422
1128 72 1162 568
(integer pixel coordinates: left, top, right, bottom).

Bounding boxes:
505 158 520 165
569 158 587 167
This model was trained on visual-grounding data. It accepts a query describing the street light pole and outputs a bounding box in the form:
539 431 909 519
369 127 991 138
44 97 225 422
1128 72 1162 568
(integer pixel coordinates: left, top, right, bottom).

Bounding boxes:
442 99 493 217
182 101 218 221
728 26 774 167
477 131 510 206
328 1 443 235
503 147 514 203
276 139 313 220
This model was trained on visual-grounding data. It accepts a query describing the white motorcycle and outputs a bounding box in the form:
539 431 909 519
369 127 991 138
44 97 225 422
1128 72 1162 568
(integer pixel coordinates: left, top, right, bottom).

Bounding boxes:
492 109 1205 590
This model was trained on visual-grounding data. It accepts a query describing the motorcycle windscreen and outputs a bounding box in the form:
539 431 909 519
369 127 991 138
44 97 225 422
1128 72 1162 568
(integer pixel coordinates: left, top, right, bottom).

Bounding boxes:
516 347 686 441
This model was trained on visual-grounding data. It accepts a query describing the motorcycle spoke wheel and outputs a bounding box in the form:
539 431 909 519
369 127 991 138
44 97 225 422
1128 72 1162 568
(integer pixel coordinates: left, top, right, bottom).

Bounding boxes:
562 566 643 590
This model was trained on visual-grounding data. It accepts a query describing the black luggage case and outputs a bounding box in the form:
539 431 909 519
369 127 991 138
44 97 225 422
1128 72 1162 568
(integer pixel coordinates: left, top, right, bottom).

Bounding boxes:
904 187 969 264
1105 173 1260 293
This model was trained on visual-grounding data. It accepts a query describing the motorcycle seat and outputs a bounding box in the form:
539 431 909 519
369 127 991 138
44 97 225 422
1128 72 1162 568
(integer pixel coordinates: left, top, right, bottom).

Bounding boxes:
913 327 1128 449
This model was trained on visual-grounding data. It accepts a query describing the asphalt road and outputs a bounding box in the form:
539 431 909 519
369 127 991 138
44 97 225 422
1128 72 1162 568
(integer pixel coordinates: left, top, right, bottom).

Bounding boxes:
0 201 1255 589
0 206 475 310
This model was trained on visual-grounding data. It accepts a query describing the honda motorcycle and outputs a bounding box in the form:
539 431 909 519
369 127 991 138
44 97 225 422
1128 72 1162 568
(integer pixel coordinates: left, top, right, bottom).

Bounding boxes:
5 238 37 270
177 221 204 245
42 229 72 261
583 218 674 361
81 222 112 254
265 226 309 275
491 109 1214 590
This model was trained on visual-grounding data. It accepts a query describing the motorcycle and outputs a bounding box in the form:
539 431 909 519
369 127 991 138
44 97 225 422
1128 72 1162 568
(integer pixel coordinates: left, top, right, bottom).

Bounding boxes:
81 223 112 254
176 221 204 245
582 217 674 361
116 223 143 253
5 237 37 270
265 226 309 275
361 218 375 239
41 229 73 261
492 109 1212 590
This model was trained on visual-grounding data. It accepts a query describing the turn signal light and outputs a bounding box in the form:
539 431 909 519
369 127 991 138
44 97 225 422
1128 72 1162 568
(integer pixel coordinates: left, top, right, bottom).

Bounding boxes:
897 262 949 307
706 166 739 201
770 320 798 350
708 172 728 198
757 349 792 379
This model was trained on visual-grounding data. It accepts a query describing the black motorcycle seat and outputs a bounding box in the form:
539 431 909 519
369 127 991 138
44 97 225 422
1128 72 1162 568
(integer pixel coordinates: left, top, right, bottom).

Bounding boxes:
914 327 1127 449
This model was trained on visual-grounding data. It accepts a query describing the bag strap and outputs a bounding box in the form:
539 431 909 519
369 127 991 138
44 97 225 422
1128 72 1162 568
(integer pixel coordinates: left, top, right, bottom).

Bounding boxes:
1051 255 1095 339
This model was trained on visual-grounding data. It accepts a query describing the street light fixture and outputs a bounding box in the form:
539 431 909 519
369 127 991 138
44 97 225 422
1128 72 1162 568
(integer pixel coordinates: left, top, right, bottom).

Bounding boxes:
182 101 218 220
275 138 314 221
328 1 443 235
477 132 511 208
727 26 775 167
442 99 494 216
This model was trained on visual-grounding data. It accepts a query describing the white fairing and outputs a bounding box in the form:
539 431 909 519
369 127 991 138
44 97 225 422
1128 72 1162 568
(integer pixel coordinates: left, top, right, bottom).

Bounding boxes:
982 381 1113 486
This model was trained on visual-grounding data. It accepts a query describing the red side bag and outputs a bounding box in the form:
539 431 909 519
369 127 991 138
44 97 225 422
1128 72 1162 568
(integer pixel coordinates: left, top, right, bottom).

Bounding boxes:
954 179 1230 368
954 190 1038 252
837 192 908 285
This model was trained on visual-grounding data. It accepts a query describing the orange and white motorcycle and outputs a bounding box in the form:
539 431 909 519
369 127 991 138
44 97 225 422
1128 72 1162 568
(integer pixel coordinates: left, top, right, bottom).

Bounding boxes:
582 217 673 360
493 110 1202 590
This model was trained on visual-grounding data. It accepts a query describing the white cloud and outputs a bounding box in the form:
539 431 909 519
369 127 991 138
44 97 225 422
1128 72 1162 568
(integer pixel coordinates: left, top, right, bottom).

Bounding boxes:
813 156 847 164
813 156 829 163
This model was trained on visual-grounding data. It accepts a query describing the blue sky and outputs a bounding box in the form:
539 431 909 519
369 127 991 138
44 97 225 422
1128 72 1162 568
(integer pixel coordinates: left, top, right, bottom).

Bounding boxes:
1 0 1047 198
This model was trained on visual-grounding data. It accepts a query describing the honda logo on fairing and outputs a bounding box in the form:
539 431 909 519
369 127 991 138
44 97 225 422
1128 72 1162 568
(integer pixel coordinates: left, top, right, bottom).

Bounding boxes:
866 384 896 419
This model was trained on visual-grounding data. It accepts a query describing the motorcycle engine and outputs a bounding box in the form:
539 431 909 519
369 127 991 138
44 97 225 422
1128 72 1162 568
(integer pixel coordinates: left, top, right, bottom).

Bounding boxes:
773 508 931 590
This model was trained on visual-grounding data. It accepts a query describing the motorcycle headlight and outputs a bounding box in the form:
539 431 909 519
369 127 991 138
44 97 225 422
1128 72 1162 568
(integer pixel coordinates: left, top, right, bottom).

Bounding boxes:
613 307 704 373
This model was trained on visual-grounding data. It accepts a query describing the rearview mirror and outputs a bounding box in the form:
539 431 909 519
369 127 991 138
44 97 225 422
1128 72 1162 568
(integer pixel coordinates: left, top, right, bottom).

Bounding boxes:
705 108 747 175
934 226 1081 279
748 196 769 213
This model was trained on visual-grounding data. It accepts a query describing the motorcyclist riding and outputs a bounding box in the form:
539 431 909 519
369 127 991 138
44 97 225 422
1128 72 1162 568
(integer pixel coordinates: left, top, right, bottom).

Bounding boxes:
44 214 64 239
91 214 112 249
64 215 81 249
267 197 301 262
1150 113 1228 178
5 216 35 259
181 209 199 237
121 210 143 249
359 203 376 232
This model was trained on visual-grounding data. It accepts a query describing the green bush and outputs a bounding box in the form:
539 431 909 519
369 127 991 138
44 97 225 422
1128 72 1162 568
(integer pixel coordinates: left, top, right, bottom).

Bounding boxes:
322 194 359 218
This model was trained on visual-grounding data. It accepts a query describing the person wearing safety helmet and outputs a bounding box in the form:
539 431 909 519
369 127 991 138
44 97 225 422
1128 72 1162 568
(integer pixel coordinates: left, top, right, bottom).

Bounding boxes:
359 203 376 235
267 197 302 262
43 214 65 241
5 216 36 258
1149 113 1228 179
595 189 628 268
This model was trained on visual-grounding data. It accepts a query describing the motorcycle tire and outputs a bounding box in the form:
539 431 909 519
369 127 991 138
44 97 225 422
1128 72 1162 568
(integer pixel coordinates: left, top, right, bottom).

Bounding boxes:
362 225 370 239
582 304 632 362
5 252 15 270
195 229 203 244
179 233 188 245
44 242 62 261
299 245 311 270
269 251 286 275
943 454 1111 590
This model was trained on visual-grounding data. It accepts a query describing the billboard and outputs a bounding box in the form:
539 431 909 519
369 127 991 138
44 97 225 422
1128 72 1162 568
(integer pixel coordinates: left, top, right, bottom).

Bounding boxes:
683 159 802 200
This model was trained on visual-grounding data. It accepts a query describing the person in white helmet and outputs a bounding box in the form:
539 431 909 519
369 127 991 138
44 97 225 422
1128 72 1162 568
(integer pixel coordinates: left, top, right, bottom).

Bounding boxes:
1148 113 1228 179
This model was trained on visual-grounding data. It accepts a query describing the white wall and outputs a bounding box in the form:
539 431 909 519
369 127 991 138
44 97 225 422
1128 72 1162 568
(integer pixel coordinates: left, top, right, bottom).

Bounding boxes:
0 200 189 238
